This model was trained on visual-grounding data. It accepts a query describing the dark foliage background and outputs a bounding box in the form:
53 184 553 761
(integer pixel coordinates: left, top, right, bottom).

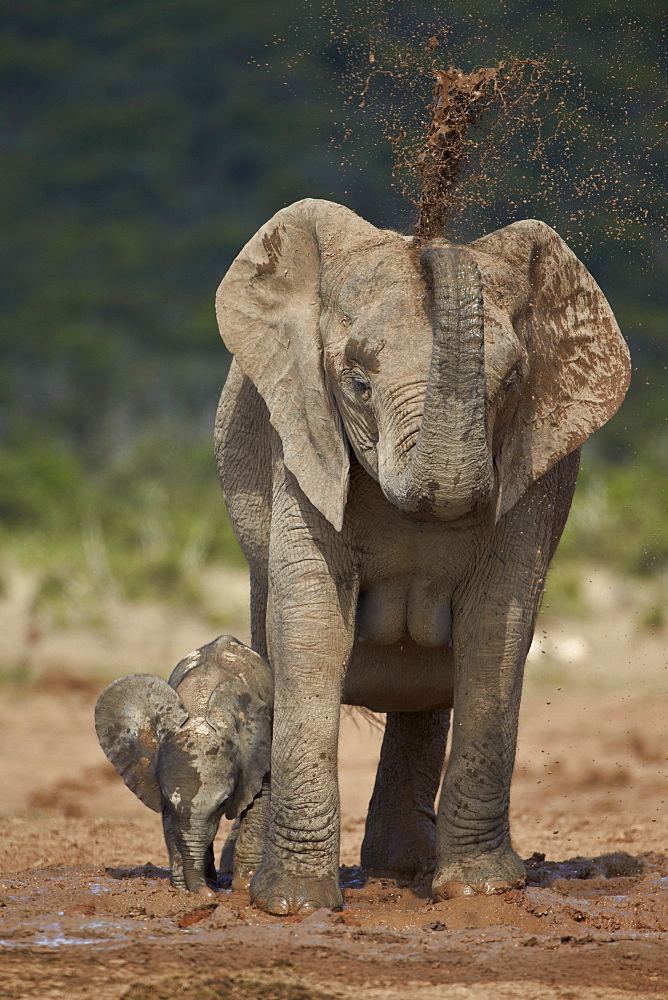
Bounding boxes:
1 0 666 597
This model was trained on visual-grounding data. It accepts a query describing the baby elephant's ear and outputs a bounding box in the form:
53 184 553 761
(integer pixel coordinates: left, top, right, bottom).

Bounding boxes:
95 675 188 812
206 681 271 820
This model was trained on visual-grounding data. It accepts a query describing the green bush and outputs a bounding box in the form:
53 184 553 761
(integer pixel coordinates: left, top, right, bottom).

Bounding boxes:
0 446 83 529
556 456 668 577
0 435 244 609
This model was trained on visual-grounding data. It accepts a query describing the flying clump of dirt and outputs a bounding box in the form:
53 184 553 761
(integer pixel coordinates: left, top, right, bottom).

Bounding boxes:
339 28 555 242
405 49 549 242
414 65 503 240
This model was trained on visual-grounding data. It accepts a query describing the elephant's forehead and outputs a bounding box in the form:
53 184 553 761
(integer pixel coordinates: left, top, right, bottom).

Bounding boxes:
328 256 432 359
327 239 425 313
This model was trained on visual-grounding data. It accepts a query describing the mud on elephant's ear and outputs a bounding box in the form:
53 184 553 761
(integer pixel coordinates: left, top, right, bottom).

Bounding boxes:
469 220 631 518
215 198 395 532
206 679 271 821
95 675 188 812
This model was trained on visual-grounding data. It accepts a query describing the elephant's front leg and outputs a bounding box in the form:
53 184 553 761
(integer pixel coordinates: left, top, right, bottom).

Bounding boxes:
250 492 356 915
433 481 558 900
251 602 353 913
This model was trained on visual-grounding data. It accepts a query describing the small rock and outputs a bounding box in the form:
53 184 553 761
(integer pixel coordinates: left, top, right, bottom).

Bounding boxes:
177 905 216 928
66 904 95 916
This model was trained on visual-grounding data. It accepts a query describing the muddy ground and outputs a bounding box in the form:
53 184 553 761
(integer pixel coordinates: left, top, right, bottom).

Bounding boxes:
0 567 667 999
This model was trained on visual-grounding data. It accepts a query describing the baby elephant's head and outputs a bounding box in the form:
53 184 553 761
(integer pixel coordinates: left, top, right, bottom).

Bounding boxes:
95 636 272 895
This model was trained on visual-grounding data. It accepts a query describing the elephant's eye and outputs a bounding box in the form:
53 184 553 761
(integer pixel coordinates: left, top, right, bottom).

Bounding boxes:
346 371 372 402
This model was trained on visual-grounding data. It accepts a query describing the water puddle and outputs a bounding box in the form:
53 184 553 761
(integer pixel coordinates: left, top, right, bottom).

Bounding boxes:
339 865 367 890
88 882 111 895
0 921 115 949
34 924 111 948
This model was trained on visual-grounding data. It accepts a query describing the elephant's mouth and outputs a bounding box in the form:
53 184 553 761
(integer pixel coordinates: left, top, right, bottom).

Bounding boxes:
379 468 493 525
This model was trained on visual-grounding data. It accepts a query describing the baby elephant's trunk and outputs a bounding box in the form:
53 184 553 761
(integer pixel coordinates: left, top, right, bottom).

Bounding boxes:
178 829 218 896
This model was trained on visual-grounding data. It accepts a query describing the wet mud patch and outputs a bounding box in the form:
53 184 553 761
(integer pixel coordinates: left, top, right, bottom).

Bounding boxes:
2 683 668 997
1 853 668 997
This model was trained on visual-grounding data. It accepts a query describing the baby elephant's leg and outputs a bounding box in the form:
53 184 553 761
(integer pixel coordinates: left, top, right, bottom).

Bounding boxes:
220 777 271 888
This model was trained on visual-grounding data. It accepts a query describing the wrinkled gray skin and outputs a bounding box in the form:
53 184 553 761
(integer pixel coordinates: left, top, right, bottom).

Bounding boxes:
214 199 631 915
95 635 272 895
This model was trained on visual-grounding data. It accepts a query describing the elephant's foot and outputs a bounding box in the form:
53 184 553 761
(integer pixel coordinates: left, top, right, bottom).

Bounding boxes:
221 785 270 889
361 809 436 881
230 837 265 890
196 885 218 900
170 873 219 897
432 848 525 900
250 865 343 916
231 861 257 890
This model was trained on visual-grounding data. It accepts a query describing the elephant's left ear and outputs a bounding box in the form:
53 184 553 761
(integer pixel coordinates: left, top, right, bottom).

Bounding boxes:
215 199 385 531
206 681 271 820
470 219 631 517
95 675 188 812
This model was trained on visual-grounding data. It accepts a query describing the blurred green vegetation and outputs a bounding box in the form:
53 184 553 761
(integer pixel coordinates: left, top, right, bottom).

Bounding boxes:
0 437 244 615
0 1 666 606
543 454 668 618
559 460 668 577
1 441 666 621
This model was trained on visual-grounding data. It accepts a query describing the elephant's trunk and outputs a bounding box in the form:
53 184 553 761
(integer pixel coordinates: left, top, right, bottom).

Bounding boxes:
383 245 493 519
178 827 217 895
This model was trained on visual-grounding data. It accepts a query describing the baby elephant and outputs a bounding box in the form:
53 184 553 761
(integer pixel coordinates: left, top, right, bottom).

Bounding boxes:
95 635 272 896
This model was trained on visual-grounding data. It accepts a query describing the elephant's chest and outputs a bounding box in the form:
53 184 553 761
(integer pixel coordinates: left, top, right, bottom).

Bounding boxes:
355 577 452 648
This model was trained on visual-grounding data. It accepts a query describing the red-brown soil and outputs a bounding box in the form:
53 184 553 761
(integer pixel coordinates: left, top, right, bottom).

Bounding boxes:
0 575 667 999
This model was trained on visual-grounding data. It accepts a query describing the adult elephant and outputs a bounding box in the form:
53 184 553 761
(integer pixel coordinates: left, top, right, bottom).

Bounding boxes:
214 198 630 915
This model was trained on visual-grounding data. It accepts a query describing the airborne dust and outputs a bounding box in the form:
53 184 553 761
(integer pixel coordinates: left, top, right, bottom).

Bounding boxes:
270 6 665 258
409 54 546 242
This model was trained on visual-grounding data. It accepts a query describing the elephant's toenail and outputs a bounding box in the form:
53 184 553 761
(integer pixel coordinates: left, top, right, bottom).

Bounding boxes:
298 900 320 915
266 896 290 915
434 880 475 899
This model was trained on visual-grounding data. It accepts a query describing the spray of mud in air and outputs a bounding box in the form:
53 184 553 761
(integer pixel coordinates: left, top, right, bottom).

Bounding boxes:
409 56 547 243
346 28 570 245
286 9 666 261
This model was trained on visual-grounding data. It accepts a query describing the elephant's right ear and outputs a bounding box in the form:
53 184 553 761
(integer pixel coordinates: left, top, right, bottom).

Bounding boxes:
215 198 380 532
95 675 188 812
206 681 271 820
